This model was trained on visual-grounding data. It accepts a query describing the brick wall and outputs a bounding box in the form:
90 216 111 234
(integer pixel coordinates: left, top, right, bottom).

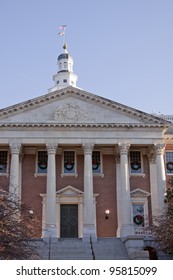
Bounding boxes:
130 155 150 192
22 154 46 220
94 155 117 237
21 153 117 237
20 150 163 237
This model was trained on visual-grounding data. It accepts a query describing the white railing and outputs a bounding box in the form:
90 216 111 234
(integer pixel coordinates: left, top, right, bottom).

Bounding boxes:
135 227 152 236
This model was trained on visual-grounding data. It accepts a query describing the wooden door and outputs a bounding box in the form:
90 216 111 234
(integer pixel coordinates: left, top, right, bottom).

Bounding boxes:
60 204 78 238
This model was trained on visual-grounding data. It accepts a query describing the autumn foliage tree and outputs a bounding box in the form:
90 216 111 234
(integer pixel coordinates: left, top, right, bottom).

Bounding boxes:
150 178 173 255
0 188 41 259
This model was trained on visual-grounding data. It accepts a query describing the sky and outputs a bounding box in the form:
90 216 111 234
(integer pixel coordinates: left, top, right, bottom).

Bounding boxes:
0 0 172 114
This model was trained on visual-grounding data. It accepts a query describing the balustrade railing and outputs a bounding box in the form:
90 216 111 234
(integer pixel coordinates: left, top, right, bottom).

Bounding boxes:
134 227 152 236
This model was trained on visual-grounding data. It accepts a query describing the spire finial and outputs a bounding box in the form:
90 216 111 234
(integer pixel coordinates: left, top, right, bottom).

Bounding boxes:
63 43 68 53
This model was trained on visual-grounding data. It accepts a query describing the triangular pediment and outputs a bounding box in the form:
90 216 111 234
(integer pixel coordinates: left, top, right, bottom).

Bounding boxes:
130 188 150 198
0 87 169 127
56 185 83 196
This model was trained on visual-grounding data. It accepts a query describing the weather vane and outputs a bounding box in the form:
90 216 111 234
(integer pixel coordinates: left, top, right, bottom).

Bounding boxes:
58 24 67 45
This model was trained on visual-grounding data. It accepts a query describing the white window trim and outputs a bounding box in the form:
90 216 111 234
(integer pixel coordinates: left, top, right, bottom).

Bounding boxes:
0 149 9 177
129 150 145 177
61 150 78 177
34 150 47 177
130 188 150 229
165 150 173 176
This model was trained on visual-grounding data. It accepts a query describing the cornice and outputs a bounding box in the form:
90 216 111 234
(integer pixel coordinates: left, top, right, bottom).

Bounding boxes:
0 122 169 129
0 86 170 126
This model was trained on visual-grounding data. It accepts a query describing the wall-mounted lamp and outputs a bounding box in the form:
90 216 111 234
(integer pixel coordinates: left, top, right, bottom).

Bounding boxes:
29 209 34 219
29 209 34 215
105 209 110 219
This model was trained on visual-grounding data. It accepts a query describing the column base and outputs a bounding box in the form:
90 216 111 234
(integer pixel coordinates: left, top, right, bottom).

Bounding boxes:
120 224 134 237
82 225 97 243
116 226 121 237
43 224 57 238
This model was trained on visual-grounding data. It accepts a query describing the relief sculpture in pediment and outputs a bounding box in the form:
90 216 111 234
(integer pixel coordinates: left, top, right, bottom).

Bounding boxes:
54 103 88 122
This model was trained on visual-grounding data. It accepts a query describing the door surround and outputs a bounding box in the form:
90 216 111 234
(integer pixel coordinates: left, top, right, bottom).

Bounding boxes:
41 185 98 238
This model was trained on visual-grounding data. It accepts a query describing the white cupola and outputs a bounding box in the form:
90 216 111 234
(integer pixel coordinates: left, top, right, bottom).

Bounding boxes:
51 43 78 90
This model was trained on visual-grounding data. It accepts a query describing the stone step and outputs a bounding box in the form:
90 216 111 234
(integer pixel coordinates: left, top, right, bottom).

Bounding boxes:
92 238 129 260
51 256 93 260
50 238 93 260
36 237 129 260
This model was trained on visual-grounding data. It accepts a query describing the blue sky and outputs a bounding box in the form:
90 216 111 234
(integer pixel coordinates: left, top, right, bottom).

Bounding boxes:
0 0 172 114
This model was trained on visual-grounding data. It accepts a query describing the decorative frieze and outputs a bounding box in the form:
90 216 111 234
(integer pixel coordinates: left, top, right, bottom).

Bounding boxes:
0 122 168 129
54 103 87 122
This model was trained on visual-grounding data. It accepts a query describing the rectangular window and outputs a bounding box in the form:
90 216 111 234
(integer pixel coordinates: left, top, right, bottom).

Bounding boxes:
63 79 67 83
64 151 75 174
37 151 47 174
133 204 144 227
130 151 142 174
166 152 173 174
0 151 8 174
92 151 101 174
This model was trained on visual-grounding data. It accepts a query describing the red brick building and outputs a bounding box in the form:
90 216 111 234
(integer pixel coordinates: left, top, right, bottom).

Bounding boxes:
0 44 172 247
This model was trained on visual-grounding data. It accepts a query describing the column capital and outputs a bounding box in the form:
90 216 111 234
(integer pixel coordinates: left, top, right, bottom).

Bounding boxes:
114 147 120 163
147 146 156 163
115 154 120 164
46 143 57 154
118 143 130 155
154 143 165 155
9 143 21 154
83 143 94 155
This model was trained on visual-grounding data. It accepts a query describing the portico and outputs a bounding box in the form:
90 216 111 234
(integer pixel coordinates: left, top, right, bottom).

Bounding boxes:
3 131 168 239
0 42 170 239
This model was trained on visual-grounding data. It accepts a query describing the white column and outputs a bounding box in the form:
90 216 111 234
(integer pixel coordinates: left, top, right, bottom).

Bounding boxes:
78 201 83 238
115 153 122 237
154 143 166 212
19 153 23 200
56 198 61 238
44 143 57 237
83 143 96 241
118 143 134 236
147 147 159 216
9 143 21 199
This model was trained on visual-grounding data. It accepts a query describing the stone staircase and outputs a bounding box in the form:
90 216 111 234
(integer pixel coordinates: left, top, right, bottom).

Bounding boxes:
92 238 129 260
36 237 129 260
48 238 93 260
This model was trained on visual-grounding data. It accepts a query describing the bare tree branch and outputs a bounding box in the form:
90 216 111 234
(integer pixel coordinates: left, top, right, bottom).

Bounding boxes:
0 188 42 259
148 178 173 255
